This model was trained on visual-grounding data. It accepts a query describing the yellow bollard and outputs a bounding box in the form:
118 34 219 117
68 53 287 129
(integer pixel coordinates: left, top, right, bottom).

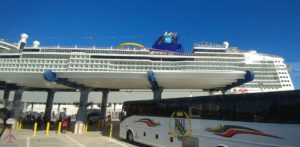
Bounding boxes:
57 122 62 134
33 123 38 137
84 123 88 133
109 123 113 138
83 123 86 133
16 121 19 130
46 122 50 136
19 120 22 130
83 123 85 133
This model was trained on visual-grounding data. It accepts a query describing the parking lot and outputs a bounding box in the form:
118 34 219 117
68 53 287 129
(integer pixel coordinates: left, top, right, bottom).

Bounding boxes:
0 120 138 147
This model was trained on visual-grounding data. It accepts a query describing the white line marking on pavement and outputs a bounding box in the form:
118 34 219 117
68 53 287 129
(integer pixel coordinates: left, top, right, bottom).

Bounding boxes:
107 138 129 147
65 134 85 147
27 137 30 147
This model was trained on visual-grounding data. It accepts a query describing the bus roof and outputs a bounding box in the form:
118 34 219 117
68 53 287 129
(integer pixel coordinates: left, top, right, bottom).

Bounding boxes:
123 90 300 104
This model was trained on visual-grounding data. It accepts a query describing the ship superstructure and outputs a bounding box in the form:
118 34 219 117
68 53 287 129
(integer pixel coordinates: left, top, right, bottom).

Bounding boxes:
0 33 294 93
193 42 294 93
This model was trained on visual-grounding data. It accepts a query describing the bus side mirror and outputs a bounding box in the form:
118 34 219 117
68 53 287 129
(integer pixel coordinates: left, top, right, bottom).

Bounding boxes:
119 112 125 121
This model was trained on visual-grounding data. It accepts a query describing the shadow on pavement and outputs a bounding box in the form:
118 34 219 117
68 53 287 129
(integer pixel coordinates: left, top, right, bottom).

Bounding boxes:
18 120 150 147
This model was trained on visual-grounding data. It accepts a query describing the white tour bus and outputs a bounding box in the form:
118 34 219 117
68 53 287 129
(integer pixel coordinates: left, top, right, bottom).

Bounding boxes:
119 90 300 147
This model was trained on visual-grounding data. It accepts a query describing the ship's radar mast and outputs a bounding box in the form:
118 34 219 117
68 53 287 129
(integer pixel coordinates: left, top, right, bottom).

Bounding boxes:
223 41 229 49
33 40 40 48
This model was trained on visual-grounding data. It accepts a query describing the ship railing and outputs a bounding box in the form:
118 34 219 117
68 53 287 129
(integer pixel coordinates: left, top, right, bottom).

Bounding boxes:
35 47 191 57
0 40 18 50
38 47 150 55
0 49 22 53
193 42 224 48
1 46 263 59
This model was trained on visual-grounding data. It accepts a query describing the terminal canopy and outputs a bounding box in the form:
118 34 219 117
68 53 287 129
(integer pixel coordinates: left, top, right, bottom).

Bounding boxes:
0 70 252 91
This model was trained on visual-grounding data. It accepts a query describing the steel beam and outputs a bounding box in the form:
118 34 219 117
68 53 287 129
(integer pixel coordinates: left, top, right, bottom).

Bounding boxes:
43 69 119 92
223 70 255 92
147 70 163 100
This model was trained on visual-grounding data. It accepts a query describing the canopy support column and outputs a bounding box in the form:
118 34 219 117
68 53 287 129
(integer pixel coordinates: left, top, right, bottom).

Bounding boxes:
100 90 109 125
3 88 10 108
74 88 90 134
11 87 25 129
44 90 55 122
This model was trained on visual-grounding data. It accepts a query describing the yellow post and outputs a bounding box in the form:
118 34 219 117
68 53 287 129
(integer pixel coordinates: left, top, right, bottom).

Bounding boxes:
109 123 113 138
83 123 86 133
33 123 38 137
46 122 50 136
57 122 62 134
19 120 22 130
16 121 19 130
84 123 88 133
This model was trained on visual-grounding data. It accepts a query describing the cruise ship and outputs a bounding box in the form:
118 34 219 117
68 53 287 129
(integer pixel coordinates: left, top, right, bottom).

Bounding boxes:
0 32 294 93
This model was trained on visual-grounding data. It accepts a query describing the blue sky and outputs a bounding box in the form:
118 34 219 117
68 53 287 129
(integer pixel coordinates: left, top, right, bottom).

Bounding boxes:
0 0 299 88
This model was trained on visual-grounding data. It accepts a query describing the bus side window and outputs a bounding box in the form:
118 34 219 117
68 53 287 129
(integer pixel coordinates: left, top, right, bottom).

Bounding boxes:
202 99 220 119
189 107 201 119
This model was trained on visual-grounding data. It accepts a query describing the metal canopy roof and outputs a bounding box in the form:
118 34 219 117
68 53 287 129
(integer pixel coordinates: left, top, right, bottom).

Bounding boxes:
0 70 253 91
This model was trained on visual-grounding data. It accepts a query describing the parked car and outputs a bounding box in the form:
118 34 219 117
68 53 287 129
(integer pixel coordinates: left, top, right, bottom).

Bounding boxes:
87 109 103 124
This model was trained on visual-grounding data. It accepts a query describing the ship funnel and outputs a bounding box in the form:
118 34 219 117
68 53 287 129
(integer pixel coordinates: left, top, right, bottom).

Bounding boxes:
223 41 229 49
152 32 183 52
18 33 28 49
33 40 40 48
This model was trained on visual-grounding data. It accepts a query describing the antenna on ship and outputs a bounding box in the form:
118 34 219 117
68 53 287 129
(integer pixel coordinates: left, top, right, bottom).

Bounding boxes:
18 33 28 49
33 40 40 48
223 41 229 49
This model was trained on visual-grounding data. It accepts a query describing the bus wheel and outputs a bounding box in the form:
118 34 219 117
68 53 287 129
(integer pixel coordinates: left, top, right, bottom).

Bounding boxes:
216 144 228 147
126 130 134 143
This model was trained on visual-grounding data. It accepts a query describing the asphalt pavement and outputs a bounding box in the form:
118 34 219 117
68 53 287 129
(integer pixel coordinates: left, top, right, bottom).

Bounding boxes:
0 120 137 147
